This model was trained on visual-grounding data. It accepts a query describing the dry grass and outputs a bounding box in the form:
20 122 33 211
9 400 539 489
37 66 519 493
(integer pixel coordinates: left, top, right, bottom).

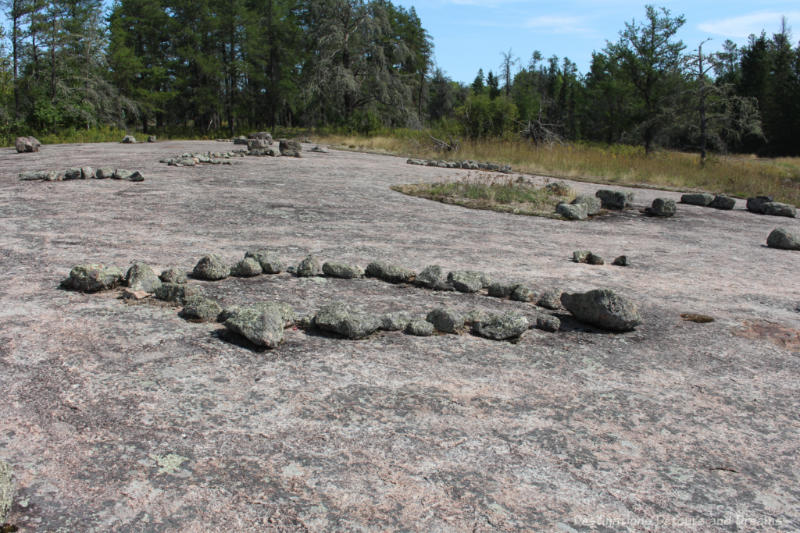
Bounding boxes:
316 133 800 206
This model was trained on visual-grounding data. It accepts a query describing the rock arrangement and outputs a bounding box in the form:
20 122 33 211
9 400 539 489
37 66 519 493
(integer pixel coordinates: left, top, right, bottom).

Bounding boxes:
160 151 244 166
20 167 144 182
746 196 796 218
61 251 649 350
407 158 513 173
680 193 734 210
15 136 41 152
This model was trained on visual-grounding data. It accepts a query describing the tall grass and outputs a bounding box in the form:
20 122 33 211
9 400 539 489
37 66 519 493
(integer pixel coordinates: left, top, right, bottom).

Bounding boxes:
317 133 800 205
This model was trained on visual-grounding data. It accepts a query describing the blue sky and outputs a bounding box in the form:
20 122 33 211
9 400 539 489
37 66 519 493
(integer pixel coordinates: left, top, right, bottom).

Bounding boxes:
395 0 800 83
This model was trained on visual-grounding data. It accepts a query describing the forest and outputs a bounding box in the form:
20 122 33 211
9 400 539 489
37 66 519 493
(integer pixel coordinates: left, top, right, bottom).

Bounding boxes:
0 0 799 156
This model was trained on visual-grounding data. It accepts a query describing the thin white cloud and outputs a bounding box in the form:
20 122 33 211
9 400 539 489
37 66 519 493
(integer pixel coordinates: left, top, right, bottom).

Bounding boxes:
698 11 800 38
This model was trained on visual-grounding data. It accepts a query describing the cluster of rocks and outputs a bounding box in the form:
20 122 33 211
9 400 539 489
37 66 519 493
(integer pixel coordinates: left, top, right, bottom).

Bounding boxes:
120 135 156 144
572 250 628 266
15 136 41 152
644 198 677 217
20 167 144 182
767 228 800 250
555 189 633 220
407 158 513 173
746 196 796 218
159 151 244 166
680 193 735 210
230 133 304 158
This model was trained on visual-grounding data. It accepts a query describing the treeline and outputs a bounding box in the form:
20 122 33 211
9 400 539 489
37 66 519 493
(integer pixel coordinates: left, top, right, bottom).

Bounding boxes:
0 2 798 156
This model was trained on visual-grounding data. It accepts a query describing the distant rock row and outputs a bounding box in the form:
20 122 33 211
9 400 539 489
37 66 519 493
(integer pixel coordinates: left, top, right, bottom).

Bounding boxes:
120 135 156 143
681 193 796 218
407 158 513 173
19 167 144 181
160 151 244 166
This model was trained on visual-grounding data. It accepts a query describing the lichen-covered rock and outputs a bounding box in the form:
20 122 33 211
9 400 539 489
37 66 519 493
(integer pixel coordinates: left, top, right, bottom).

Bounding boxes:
709 195 735 210
154 282 202 305
426 307 464 333
127 170 144 182
181 295 223 322
112 169 132 180
63 264 123 292
125 262 162 293
472 313 529 341
487 282 515 298
322 262 364 279
746 196 773 213
556 202 588 220
571 194 602 215
612 255 629 267
414 265 452 290
405 319 434 336
380 312 412 331
596 189 633 209
447 270 488 293
224 304 287 348
537 289 563 310
160 268 188 284
192 254 230 280
245 249 284 274
536 315 561 332
19 170 55 181
81 167 95 179
313 302 381 339
645 198 676 217
681 193 714 206
561 289 642 331
365 261 415 284
572 250 591 263
95 167 114 179
766 228 800 250
295 255 322 277
0 459 13 525
64 168 83 180
762 202 796 218
279 139 302 157
15 136 41 152
510 285 534 302
231 257 263 277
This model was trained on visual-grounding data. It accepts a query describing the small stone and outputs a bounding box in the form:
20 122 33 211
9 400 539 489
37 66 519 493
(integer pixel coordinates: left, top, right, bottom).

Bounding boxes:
127 170 144 182
766 228 800 251
245 249 284 274
322 261 364 279
414 265 452 290
596 189 633 209
63 264 123 292
426 307 464 333
295 255 322 277
612 255 629 266
192 254 230 281
586 253 604 265
310 145 329 153
313 302 381 339
224 304 287 348
160 268 188 284
380 312 412 331
154 283 202 305
572 250 591 263
571 194 602 215
365 261 415 284
681 193 714 206
537 289 563 310
761 202 796 218
510 285 534 302
405 320 434 336
231 257 263 277
122 288 150 300
472 313 529 341
645 198 676 217
709 195 736 210
125 262 162 292
561 289 642 331
447 270 488 293
181 295 223 322
556 202 588 220
536 315 561 332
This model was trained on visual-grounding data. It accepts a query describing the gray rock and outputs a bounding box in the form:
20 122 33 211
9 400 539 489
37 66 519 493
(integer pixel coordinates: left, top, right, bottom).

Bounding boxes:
405 319 434 336
709 195 735 210
15 135 41 152
612 255 629 266
63 264 123 292
571 194 602 215
154 282 202 305
81 166 95 179
586 253 604 265
556 202 588 220
64 167 83 180
121 135 136 143
365 261 415 284
511 285 534 302
313 302 381 339
95 167 114 179
561 289 642 331
181 295 223 322
464 309 488 324
279 139 302 157
233 136 248 145
112 169 132 180
572 250 591 263
472 313 529 341
447 270 488 293
537 289 563 310
766 228 800 250
536 315 561 332
681 193 714 206
125 262 162 292
231 257 263 277
406 158 426 165
0 459 13 525
426 307 464 333
247 138 270 151
322 261 364 279
380 312 412 331
596 189 633 209
192 254 230 281
245 249 284 274
746 196 773 213
19 170 51 181
224 304 287 348
762 202 796 218
159 268 187 284
147 135 157 143
249 131 273 142
295 255 322 277
487 281 514 298
310 145 329 153
645 198 676 217
414 265 453 290
127 170 144 182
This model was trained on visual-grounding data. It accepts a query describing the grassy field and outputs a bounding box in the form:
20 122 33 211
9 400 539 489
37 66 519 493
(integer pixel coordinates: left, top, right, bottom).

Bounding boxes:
316 133 800 206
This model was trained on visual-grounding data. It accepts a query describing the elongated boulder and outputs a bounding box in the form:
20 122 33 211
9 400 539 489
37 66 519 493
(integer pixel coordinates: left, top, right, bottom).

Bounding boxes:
405 320 434 336
322 262 364 279
224 304 287 348
766 228 800 250
154 282 202 305
746 196 773 214
681 193 714 206
365 261 415 284
414 265 452 290
245 249 284 274
313 302 381 339
192 254 229 280
762 202 796 218
709 195 735 210
181 295 223 322
426 307 464 333
63 264 123 292
125 262 162 292
472 313 529 341
447 270 488 293
571 194 602 215
645 198 676 217
561 289 641 331
160 268 187 284
556 202 588 220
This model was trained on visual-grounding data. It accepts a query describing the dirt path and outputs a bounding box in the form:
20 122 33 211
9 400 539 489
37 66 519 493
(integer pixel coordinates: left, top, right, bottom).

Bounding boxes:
0 141 798 531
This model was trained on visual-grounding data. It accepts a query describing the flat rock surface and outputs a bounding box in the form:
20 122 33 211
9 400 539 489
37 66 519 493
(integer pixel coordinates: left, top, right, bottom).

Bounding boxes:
0 141 798 531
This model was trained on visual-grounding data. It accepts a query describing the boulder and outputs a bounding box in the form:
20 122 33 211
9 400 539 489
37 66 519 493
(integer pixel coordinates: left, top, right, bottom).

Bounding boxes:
295 255 322 277
231 257 263 277
586 253 604 265
536 315 561 332
426 307 464 333
313 302 381 339
472 313 529 341
561 289 642 331
19 170 53 181
571 194 602 215
510 285 534 302
407 158 426 165
95 167 114 179
556 202 588 220
447 270 488 293
159 268 188 284
112 169 132 180
681 193 714 206
15 136 41 152
380 312 412 331
127 171 144 182
147 135 157 143
245 249 284 274
645 198 676 217
233 136 248 145
121 135 136 143
544 181 572 196
192 254 230 281
537 289 563 310
279 139 302 157
180 295 223 322
64 168 83 180
572 250 591 263
596 189 633 209
224 304 288 348
365 261 415 284
154 282 202 305
81 167 95 179
414 265 453 290
247 138 270 151
746 196 773 214
1 459 13 525
709 195 735 210
125 262 162 293
487 281 514 298
405 320 434 337
766 228 800 251
762 202 796 218
322 261 364 279
63 264 123 292
612 255 629 267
